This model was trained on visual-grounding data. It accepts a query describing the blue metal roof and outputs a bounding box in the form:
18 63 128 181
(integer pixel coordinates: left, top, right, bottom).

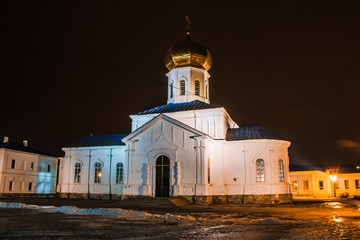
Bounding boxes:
226 126 283 141
0 141 58 157
136 100 220 115
64 134 129 148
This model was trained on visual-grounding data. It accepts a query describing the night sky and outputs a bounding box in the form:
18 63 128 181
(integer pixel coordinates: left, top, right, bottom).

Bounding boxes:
3 1 360 166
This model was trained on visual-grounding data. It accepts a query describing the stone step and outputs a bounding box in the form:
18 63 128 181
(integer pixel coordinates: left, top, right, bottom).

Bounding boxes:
169 198 191 206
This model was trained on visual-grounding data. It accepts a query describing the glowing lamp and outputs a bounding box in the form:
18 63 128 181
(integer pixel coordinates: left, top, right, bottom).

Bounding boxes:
98 172 102 177
330 175 337 182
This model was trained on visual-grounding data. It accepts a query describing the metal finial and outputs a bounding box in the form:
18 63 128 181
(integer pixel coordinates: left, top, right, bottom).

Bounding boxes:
185 16 191 36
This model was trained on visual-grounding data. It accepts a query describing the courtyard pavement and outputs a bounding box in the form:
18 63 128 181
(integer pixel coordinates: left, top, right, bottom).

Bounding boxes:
0 197 359 239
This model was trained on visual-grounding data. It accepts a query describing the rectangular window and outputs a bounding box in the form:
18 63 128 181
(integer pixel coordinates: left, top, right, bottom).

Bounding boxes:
303 180 309 190
291 180 298 191
47 164 51 172
319 181 324 190
334 181 339 189
344 180 349 189
30 162 34 171
28 182 32 191
11 159 15 169
9 181 14 191
356 180 360 189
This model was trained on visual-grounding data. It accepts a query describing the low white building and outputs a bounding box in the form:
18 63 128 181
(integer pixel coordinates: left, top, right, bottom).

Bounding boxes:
58 31 292 204
0 137 58 196
290 168 360 198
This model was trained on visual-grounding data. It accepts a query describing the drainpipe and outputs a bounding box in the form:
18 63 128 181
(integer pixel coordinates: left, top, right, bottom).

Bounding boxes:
130 140 138 195
87 149 91 199
67 150 72 198
109 148 113 200
193 111 197 129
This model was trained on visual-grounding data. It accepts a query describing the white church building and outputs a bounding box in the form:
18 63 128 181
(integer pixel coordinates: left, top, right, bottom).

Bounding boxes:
58 31 292 204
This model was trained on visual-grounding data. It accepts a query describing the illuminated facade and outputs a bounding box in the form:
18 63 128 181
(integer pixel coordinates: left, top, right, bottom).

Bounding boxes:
58 33 292 204
0 137 58 196
290 170 360 198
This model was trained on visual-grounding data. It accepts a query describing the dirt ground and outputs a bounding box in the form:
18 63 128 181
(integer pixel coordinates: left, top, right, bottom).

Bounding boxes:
0 197 360 239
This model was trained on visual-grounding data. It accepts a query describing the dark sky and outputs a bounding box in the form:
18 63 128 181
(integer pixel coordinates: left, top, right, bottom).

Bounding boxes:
3 0 360 166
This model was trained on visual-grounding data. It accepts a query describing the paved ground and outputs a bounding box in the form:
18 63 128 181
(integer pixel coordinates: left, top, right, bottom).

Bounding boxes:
0 197 359 239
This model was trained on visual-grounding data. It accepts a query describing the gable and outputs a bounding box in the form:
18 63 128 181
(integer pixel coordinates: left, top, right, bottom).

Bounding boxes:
123 115 207 152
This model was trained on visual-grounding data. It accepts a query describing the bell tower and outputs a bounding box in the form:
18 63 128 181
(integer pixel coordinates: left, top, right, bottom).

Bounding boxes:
164 19 212 104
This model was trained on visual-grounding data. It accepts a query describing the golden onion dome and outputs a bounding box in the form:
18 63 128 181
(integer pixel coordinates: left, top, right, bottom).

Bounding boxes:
164 34 212 71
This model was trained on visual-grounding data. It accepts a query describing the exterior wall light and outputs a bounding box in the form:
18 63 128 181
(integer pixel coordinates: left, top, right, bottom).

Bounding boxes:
330 175 337 197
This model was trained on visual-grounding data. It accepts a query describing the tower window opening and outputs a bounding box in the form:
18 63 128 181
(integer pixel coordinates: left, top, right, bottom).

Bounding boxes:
180 80 185 95
170 83 173 98
195 80 200 96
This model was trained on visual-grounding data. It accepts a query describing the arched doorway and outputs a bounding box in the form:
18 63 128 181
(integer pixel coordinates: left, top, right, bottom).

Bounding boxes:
155 155 170 197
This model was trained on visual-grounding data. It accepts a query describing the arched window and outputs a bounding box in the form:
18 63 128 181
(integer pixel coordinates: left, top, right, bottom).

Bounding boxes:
116 163 124 184
180 80 185 95
279 159 284 182
94 162 102 183
195 80 200 96
205 85 208 99
74 162 81 183
256 159 265 182
170 82 173 98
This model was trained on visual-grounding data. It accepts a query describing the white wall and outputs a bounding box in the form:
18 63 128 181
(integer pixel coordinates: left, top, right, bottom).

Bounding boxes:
59 146 126 196
205 139 291 196
131 108 238 140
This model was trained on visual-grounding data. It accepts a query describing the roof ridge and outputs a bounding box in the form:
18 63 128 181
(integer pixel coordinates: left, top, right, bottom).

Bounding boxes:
136 100 220 115
0 141 58 157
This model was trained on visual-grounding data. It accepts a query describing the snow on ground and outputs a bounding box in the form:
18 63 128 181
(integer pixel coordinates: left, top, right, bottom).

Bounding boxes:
0 201 197 222
0 201 319 226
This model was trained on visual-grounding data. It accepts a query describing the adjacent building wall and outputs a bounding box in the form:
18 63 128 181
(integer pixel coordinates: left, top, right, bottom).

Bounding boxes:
0 148 57 195
290 171 360 198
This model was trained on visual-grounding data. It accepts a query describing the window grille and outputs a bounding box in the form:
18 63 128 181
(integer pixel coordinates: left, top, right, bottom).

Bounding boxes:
256 159 265 182
116 163 124 184
74 163 81 183
94 162 102 183
180 80 185 95
195 80 200 96
278 159 284 182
